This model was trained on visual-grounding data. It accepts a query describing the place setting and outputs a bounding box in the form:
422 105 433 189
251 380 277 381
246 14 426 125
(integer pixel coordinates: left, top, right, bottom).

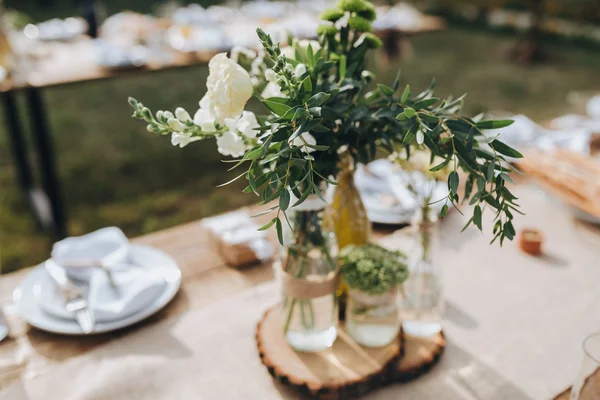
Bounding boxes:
12 227 181 336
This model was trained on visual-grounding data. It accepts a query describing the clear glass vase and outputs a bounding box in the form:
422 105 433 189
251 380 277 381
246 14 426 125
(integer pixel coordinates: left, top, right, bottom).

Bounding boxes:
400 206 444 338
346 287 401 347
275 195 339 352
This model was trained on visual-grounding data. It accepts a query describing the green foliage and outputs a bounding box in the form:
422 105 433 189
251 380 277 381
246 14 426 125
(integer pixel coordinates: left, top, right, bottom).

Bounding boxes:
348 15 372 32
363 32 383 48
316 24 338 37
337 0 372 13
320 8 345 22
340 243 409 295
358 3 377 22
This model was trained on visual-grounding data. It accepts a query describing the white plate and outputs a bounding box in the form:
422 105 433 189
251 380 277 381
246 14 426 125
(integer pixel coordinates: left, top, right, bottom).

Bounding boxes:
13 244 181 335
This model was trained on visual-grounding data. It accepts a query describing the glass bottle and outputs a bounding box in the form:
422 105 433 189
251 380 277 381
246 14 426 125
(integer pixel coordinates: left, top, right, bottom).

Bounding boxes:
325 152 371 318
400 203 444 337
274 193 339 352
346 286 401 347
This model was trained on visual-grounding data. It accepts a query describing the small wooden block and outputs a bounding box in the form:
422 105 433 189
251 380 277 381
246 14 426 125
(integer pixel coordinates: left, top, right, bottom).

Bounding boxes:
256 306 404 399
394 331 446 382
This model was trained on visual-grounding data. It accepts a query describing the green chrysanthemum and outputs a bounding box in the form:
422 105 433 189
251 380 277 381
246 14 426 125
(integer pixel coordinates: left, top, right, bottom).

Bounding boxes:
363 32 383 48
316 24 338 36
340 243 408 295
348 15 372 32
320 8 345 22
358 3 376 22
337 0 371 13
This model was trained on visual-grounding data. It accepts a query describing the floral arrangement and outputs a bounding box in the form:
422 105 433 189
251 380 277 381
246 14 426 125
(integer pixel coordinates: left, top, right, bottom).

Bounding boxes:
128 0 522 245
340 243 408 295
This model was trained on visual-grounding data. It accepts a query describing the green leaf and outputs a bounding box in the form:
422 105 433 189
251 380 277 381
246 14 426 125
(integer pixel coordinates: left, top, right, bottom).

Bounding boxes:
404 107 416 118
500 172 515 185
245 146 265 160
430 157 451 172
377 84 394 97
275 218 284 245
489 140 524 158
248 173 259 195
396 113 408 121
448 171 459 195
400 84 410 103
476 120 514 130
338 55 346 82
262 99 292 116
440 204 448 218
258 217 277 231
413 97 439 110
279 190 290 211
473 205 482 230
308 92 331 107
486 160 496 181
306 43 315 67
302 75 312 93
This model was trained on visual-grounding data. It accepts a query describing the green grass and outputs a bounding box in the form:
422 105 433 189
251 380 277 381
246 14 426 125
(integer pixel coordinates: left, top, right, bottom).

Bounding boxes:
1 26 600 273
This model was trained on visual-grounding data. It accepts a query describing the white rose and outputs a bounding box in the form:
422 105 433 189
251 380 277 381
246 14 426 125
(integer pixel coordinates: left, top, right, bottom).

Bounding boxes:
171 132 200 148
175 107 191 122
289 132 316 153
261 82 286 99
206 53 253 122
216 131 247 157
168 118 186 132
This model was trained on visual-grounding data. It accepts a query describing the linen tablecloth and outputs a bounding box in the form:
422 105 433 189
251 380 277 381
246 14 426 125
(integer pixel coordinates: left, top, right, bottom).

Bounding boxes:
2 184 600 399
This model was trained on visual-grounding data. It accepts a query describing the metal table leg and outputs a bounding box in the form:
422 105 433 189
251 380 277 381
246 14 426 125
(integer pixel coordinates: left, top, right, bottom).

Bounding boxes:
25 88 67 239
2 91 34 194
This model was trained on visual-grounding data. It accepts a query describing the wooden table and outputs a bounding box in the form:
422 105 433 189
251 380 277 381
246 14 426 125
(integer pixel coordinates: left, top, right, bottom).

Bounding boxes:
2 181 600 399
2 15 445 241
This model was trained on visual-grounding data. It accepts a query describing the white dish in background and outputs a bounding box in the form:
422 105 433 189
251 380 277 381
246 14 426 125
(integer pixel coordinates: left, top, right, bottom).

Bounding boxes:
355 159 450 225
13 244 181 335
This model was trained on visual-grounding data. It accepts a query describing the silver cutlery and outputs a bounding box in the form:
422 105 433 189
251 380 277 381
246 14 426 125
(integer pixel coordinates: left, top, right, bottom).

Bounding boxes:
44 259 95 333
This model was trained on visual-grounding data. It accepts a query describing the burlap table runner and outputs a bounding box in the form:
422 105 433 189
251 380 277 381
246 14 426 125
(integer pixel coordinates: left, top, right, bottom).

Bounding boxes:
2 185 600 399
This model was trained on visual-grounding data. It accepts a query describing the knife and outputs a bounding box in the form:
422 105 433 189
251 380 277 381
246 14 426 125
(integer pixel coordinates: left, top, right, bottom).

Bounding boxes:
45 259 95 334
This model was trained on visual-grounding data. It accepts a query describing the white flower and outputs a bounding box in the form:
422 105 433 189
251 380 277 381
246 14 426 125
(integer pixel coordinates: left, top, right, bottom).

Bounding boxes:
225 111 260 139
206 53 253 122
175 107 191 122
163 111 174 120
216 131 246 157
261 82 286 99
289 132 316 153
168 118 186 132
265 69 278 83
193 95 217 132
230 46 256 62
171 132 200 148
294 63 306 78
280 46 295 59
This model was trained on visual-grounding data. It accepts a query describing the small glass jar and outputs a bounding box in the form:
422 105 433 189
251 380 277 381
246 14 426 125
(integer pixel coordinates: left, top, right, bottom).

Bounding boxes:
400 206 444 338
346 287 401 347
274 193 339 352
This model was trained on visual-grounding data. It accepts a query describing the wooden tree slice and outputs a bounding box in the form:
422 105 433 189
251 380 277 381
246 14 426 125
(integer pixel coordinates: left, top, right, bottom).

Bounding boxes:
256 306 404 399
394 331 446 382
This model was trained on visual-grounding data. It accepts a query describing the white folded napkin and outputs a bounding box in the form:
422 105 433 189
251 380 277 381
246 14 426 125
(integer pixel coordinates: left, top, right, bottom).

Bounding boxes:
51 227 129 281
39 265 167 323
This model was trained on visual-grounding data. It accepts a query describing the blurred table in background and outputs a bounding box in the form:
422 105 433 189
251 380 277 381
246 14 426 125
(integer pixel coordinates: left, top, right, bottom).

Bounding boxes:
1 181 599 399
1 12 445 241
